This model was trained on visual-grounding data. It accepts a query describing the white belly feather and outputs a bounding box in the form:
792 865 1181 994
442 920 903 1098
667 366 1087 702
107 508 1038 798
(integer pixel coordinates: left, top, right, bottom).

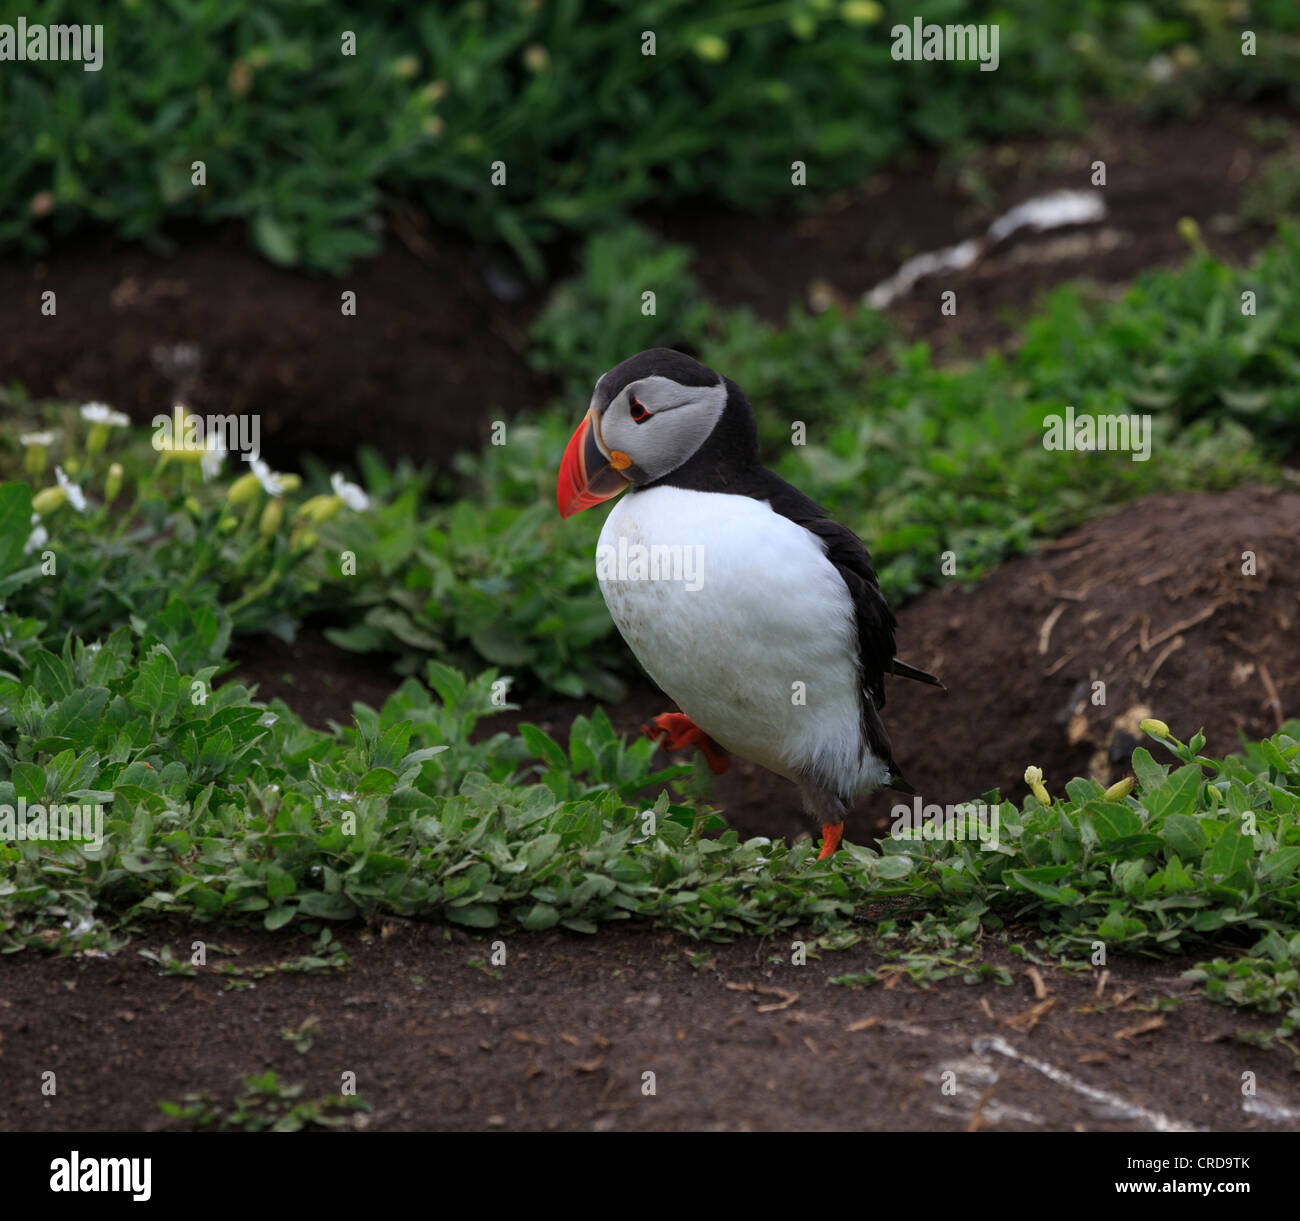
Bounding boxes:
597 486 888 795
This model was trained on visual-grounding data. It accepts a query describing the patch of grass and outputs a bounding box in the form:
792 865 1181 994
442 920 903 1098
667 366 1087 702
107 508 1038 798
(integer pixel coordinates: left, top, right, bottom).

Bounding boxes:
159 1070 369 1132
279 1017 321 1054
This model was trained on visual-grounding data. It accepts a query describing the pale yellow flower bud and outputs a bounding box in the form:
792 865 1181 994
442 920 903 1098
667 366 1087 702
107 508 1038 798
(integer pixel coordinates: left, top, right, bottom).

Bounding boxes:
693 34 728 61
1023 765 1050 805
259 497 284 538
297 494 343 524
1103 776 1135 801
226 471 261 507
841 0 883 24
32 486 67 515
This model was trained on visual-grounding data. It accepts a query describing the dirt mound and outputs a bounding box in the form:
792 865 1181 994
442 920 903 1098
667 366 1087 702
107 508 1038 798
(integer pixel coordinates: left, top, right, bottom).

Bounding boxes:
865 483 1300 828
0 227 545 471
657 102 1276 355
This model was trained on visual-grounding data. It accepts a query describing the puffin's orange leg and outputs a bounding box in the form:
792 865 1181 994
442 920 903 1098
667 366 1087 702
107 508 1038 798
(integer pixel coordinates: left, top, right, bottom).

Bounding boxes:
817 821 844 860
641 712 730 774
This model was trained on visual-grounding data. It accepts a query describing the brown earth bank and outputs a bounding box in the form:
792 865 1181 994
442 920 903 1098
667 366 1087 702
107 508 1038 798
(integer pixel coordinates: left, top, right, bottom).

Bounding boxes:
235 484 1300 849
0 105 1287 470
655 101 1289 354
2 920 1297 1133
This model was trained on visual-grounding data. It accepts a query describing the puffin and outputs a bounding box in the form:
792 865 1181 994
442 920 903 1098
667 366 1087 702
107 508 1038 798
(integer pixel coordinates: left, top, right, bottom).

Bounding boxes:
556 348 943 859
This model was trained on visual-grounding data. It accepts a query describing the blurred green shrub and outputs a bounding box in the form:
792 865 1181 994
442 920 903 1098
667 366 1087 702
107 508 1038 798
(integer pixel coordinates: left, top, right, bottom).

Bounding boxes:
5 0 1298 274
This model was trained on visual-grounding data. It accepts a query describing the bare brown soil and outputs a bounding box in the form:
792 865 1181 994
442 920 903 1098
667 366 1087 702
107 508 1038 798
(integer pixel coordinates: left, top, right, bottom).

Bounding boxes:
2 920 1296 1133
657 103 1286 354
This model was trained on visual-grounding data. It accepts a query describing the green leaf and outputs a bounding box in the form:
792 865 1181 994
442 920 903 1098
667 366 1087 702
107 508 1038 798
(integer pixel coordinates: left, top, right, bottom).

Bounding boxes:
1088 801 1141 841
41 687 110 749
129 649 182 722
1261 846 1300 882
1204 827 1253 881
1132 748 1167 793
296 891 357 920
875 856 913 879
1163 814 1208 860
446 904 498 928
520 903 560 930
252 212 299 266
0 482 33 575
519 723 568 771
1144 765 1203 819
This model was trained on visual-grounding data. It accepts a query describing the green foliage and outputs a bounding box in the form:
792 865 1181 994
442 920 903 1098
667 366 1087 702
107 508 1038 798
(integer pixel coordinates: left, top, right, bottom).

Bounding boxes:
5 1 1298 273
528 226 711 396
326 434 631 701
2 595 1299 1032
1241 148 1300 229
1016 228 1300 450
159 1070 370 1131
0 411 368 656
7 230 1292 699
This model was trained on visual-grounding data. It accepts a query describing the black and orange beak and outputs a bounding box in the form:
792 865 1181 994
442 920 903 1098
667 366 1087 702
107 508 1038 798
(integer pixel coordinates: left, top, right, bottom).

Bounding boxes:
557 407 632 519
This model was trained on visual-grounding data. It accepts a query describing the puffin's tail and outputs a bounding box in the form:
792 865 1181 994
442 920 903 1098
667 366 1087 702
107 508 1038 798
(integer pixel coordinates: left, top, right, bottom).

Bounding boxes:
890 658 947 692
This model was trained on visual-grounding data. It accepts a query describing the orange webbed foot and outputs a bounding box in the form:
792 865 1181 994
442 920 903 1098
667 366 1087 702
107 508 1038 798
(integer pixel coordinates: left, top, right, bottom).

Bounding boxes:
817 821 845 860
640 712 730 774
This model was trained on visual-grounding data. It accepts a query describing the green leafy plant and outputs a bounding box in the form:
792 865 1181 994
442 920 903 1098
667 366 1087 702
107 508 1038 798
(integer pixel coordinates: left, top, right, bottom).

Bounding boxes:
159 1071 369 1132
5 2 1298 274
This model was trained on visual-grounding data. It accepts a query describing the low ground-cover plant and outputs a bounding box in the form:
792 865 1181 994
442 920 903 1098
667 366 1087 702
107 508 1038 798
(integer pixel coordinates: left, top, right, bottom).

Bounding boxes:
159 1069 370 1132
534 221 1300 456
0 412 371 662
1 610 1297 1046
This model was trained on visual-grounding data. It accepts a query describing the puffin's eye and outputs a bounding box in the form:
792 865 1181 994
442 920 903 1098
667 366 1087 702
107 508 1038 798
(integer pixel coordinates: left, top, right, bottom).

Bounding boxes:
629 397 650 424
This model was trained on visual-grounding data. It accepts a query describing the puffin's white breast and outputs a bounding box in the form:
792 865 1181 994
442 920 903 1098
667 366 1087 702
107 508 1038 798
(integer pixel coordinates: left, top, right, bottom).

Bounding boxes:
597 486 887 794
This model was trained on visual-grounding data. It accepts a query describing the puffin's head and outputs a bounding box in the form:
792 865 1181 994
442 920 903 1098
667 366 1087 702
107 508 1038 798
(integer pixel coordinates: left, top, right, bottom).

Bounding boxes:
556 348 730 518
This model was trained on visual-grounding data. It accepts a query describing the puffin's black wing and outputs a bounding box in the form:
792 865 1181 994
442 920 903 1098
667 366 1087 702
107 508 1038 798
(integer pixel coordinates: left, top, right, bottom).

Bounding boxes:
796 513 920 789
794 513 897 710
736 471 943 792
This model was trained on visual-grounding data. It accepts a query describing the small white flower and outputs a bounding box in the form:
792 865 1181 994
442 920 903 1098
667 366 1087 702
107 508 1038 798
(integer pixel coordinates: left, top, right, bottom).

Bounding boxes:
24 513 48 555
1145 53 1175 84
331 472 370 511
54 465 87 513
201 436 227 482
80 402 129 427
249 454 285 497
20 430 57 447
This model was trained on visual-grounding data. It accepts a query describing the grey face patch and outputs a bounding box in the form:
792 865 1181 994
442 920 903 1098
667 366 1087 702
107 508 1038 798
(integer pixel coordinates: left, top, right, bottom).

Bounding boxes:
591 348 720 414
593 373 728 484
